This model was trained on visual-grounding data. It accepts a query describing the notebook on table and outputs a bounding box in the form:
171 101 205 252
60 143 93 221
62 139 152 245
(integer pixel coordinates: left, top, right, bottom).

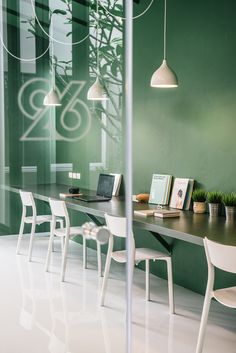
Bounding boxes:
75 174 115 202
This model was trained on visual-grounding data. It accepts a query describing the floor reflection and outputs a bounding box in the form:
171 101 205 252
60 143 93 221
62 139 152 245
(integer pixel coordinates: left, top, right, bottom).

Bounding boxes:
1 235 235 353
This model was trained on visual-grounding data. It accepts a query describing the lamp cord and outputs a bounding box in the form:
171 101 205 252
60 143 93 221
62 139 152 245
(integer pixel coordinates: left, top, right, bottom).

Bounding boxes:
30 0 89 46
98 0 154 21
164 0 167 59
51 17 55 89
0 1 153 62
0 17 50 62
96 0 99 76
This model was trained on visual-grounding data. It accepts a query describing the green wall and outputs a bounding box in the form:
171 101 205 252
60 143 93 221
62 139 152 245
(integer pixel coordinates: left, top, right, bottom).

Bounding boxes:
132 0 236 293
133 0 236 193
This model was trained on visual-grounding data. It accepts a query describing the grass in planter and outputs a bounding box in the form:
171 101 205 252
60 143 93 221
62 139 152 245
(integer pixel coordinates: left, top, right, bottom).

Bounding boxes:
207 191 222 204
192 189 207 202
222 193 236 207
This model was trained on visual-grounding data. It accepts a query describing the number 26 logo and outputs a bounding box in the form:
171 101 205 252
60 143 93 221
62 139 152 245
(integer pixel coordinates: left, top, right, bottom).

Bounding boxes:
18 78 91 142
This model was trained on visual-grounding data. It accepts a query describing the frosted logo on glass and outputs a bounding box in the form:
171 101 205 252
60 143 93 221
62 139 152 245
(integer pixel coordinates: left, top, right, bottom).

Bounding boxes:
18 78 91 142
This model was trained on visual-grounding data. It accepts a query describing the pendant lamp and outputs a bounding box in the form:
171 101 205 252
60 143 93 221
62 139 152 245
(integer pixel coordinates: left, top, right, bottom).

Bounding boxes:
87 1 108 101
151 0 178 88
44 16 61 106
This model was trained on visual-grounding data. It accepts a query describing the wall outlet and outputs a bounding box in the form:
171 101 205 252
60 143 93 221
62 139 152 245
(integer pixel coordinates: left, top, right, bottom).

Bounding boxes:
72 172 77 179
68 172 73 178
76 173 81 180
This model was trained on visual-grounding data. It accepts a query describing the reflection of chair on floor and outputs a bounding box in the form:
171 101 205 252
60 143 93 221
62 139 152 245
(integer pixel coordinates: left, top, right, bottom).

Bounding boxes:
16 190 63 261
16 255 36 330
196 238 236 353
45 271 101 353
45 199 85 281
100 214 174 313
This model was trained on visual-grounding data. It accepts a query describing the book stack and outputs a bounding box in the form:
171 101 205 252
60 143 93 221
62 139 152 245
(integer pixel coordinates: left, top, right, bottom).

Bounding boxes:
134 209 156 217
148 174 172 205
59 193 82 198
169 178 194 210
134 208 180 218
154 209 180 218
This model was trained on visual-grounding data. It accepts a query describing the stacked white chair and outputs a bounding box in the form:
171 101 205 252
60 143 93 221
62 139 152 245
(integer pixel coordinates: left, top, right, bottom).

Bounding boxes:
46 199 109 281
16 190 63 261
100 214 174 313
45 198 85 281
196 237 236 353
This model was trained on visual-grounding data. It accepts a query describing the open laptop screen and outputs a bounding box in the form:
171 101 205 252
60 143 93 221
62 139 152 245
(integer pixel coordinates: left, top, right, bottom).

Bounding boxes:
97 174 115 198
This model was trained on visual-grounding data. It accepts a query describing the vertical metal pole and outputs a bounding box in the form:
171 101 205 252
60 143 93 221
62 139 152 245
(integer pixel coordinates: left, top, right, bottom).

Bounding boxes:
125 1 133 353
0 0 6 224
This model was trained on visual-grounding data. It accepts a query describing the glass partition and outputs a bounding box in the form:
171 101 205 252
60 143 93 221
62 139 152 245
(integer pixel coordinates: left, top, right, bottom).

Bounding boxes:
0 0 124 234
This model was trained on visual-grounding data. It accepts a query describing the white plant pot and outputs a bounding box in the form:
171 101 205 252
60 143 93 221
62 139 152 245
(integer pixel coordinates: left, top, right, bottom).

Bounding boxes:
193 202 206 214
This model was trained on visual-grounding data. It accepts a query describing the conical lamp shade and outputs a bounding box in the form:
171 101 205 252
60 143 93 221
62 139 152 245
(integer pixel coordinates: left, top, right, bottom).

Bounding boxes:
151 59 178 88
43 88 61 106
87 77 108 101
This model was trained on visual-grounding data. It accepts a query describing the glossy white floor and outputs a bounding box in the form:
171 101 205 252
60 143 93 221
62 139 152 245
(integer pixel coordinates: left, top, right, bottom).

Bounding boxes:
0 235 235 353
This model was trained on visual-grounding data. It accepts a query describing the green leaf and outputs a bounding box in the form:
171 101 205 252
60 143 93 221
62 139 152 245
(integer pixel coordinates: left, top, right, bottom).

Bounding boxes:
52 9 67 15
116 44 122 56
27 29 36 35
99 45 112 53
111 60 119 77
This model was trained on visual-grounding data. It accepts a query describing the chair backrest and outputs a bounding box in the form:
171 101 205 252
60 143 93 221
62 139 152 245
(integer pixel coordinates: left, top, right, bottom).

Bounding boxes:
105 214 127 238
49 198 69 226
19 190 37 218
204 237 236 274
20 190 35 207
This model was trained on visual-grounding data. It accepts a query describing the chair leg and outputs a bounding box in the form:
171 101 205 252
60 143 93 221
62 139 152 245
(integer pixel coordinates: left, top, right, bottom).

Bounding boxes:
83 236 87 269
61 237 69 282
61 237 65 254
16 219 25 255
166 258 175 314
51 237 55 253
100 236 113 306
55 219 64 253
196 293 212 353
97 242 102 277
45 230 55 272
100 252 112 306
145 259 150 301
28 221 36 262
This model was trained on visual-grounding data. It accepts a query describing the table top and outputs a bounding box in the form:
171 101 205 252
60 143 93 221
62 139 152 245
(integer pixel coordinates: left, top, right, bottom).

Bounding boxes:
4 183 236 247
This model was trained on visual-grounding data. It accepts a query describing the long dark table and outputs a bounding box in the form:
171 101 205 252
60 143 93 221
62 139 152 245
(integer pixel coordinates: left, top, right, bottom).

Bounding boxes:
4 183 236 248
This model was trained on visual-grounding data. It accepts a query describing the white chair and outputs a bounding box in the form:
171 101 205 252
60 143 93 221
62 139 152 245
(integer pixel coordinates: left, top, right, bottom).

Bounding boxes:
100 214 174 313
16 190 63 261
45 198 85 281
196 238 236 353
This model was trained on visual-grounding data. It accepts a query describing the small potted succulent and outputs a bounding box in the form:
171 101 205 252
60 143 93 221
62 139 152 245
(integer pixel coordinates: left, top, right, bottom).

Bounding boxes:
207 191 222 217
222 193 236 221
192 189 207 214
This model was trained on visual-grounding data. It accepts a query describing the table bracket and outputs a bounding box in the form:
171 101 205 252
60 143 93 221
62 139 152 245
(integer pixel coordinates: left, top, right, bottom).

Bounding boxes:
150 231 172 254
86 215 171 254
86 213 104 227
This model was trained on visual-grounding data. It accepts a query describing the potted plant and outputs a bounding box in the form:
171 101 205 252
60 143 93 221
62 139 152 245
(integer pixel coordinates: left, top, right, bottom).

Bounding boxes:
207 191 222 217
222 193 236 221
192 189 207 213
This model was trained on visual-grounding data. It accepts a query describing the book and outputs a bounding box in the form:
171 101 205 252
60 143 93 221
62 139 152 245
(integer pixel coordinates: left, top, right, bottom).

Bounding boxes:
183 179 194 210
154 209 180 218
169 178 189 209
59 193 83 198
148 174 172 205
110 173 122 196
134 209 155 217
